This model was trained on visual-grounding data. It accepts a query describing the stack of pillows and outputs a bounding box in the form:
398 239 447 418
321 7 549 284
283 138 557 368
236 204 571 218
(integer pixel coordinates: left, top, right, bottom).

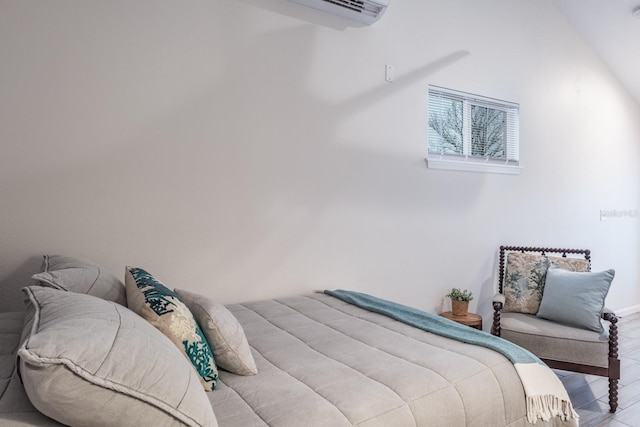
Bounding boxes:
18 255 258 427
503 252 615 333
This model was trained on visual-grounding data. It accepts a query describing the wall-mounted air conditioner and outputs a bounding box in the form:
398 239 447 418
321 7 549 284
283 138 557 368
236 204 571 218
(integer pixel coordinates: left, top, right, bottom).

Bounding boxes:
288 0 389 25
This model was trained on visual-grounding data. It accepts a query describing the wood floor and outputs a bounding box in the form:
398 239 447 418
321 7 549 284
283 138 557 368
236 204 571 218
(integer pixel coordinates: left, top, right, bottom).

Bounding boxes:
559 312 640 427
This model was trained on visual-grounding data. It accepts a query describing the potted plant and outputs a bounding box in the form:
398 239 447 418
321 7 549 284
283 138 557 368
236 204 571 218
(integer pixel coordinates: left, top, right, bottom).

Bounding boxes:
446 288 474 316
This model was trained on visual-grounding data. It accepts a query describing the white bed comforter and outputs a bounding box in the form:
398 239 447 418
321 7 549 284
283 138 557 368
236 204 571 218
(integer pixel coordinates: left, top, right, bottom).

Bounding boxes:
208 293 578 427
1 293 578 426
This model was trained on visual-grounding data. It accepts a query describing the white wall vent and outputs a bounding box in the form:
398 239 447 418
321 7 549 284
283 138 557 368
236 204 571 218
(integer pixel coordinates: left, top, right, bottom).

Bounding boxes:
289 0 389 25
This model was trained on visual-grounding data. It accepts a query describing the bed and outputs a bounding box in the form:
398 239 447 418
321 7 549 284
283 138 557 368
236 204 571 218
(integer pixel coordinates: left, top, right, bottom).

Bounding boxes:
0 256 579 426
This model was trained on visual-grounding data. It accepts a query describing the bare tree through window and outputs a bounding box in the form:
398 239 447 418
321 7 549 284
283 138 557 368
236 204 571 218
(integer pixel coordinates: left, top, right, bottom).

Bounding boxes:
470 105 506 159
428 97 463 155
428 93 508 160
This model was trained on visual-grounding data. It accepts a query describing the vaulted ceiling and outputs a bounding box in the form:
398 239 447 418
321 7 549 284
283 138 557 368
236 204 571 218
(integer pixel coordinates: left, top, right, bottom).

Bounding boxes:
556 0 640 106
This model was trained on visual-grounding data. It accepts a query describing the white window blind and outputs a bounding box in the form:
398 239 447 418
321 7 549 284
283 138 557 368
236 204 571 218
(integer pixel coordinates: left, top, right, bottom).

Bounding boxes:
427 85 520 175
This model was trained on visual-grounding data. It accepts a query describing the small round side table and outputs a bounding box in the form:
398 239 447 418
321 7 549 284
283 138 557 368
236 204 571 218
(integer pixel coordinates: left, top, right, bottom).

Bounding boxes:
440 311 483 330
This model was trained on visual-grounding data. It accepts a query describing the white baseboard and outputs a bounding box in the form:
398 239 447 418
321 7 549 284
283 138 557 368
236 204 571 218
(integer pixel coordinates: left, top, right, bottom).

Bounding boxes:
615 305 640 317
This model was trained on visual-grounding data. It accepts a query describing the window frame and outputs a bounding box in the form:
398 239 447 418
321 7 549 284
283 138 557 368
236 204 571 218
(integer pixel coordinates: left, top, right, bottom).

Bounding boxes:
426 85 521 175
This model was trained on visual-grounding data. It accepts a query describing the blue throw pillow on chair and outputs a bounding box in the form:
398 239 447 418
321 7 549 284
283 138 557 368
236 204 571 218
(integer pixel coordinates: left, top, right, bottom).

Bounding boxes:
537 266 614 333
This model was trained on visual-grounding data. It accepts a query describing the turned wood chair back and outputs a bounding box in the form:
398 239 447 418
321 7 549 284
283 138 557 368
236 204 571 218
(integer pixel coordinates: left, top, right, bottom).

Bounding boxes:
497 245 591 294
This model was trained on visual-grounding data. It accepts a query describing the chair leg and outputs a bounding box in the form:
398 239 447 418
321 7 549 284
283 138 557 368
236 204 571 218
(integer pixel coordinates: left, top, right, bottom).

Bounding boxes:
609 378 618 413
606 314 620 413
491 302 502 336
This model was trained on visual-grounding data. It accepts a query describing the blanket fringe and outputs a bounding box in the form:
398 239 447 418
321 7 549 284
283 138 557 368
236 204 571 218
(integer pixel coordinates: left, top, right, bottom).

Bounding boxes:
526 395 578 423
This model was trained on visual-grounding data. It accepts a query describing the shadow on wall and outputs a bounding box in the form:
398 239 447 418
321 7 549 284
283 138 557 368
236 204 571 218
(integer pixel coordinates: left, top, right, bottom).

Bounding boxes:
1 19 476 303
475 252 501 331
0 256 42 312
339 51 470 113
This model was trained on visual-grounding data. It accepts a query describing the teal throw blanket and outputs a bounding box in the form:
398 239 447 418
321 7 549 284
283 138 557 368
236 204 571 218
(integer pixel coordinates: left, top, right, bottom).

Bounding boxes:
324 290 577 423
324 289 543 366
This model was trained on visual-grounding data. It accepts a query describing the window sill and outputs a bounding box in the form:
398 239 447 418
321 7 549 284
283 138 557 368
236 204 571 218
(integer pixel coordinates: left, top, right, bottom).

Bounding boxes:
425 157 521 175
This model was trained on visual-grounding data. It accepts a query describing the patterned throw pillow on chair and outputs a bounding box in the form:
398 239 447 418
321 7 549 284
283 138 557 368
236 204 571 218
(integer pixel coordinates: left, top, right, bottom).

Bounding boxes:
503 253 590 314
125 266 218 391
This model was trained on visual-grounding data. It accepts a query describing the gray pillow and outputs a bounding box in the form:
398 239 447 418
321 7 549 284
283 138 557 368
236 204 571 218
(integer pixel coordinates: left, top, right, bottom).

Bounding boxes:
18 286 218 427
175 288 258 376
537 266 615 333
31 255 127 306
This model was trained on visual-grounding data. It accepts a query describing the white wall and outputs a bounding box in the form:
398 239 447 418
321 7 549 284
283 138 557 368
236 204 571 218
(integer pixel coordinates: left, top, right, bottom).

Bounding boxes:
1 0 639 325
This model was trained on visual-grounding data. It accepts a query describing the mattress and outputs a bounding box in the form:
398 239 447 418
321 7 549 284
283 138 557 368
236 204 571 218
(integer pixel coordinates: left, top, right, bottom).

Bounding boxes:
1 294 577 426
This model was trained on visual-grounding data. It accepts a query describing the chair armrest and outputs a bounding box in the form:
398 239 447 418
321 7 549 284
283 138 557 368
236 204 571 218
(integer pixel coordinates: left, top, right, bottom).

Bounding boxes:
491 294 504 336
602 307 618 322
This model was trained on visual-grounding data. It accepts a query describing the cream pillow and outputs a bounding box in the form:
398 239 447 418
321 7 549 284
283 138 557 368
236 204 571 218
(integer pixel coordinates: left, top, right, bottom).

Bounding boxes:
125 267 218 391
175 289 257 376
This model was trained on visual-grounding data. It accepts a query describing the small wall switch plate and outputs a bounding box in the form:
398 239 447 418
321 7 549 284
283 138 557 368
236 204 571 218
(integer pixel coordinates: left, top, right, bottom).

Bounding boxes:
385 64 394 82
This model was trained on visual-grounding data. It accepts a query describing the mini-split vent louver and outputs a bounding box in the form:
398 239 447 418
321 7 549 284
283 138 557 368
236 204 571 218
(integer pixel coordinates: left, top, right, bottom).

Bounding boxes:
289 0 389 25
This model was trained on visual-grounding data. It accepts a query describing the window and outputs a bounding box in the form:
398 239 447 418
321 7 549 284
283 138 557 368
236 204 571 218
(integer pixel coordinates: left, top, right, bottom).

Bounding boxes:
426 85 520 175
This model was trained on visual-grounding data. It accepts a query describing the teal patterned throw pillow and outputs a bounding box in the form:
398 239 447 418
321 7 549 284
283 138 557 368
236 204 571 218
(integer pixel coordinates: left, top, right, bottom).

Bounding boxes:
125 266 218 391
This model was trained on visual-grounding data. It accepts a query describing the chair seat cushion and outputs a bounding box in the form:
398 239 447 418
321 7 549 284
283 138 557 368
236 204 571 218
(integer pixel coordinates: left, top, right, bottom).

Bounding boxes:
500 312 609 368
